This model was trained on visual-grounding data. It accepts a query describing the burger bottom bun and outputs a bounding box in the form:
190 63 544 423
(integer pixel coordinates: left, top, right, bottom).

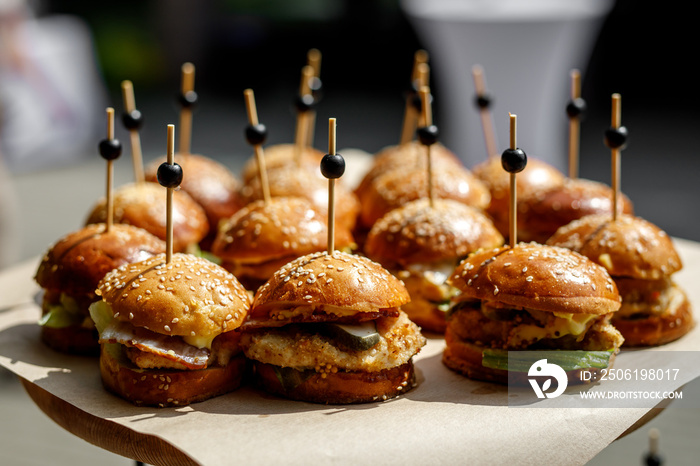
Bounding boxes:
252 360 416 404
100 345 247 407
613 288 694 347
442 327 615 385
41 325 99 356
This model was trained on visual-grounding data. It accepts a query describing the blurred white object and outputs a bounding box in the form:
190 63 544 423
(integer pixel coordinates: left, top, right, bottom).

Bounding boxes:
400 0 614 170
0 7 107 172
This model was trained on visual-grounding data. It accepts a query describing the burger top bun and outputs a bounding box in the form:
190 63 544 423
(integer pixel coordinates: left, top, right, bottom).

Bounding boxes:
35 223 165 296
472 155 566 201
546 214 682 280
96 253 251 338
144 154 242 229
251 251 410 317
358 164 491 229
241 143 325 184
448 242 621 315
85 182 209 252
364 198 504 267
212 197 354 262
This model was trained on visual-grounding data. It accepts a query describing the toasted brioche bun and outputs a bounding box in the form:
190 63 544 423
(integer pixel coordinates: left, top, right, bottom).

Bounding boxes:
358 164 490 230
85 182 209 252
240 164 360 231
144 154 243 248
611 286 694 347
442 326 616 385
546 213 682 279
252 360 415 404
519 178 634 243
354 141 463 199
365 198 503 267
212 197 354 263
248 251 410 323
449 243 621 315
97 253 251 338
36 224 166 297
100 345 247 407
34 224 165 355
241 144 325 184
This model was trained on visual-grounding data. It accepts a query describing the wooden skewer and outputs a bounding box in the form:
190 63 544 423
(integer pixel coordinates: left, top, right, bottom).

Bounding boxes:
105 108 116 232
178 62 195 156
165 124 175 264
610 93 622 221
306 48 321 146
244 89 271 204
121 80 145 183
568 69 582 179
472 64 499 159
327 118 337 254
508 114 518 248
400 50 429 145
419 86 435 207
294 65 314 165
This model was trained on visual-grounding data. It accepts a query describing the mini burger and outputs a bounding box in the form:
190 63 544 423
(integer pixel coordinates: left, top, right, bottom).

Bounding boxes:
34 223 165 355
211 197 354 291
85 181 209 253
240 143 325 185
547 214 693 346
444 242 624 384
519 178 634 244
364 198 503 333
240 250 426 404
89 253 251 407
144 154 243 251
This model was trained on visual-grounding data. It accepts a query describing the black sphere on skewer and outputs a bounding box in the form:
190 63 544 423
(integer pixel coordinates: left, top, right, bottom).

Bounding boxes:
99 138 122 161
245 123 268 146
475 93 493 110
122 109 144 131
320 153 345 179
417 125 439 146
604 126 628 150
501 147 527 173
566 97 587 119
294 93 316 113
157 162 183 189
178 90 198 108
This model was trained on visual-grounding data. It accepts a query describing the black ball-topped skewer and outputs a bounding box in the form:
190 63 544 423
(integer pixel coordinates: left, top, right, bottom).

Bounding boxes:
98 107 122 233
472 64 498 159
501 113 527 248
121 80 145 183
416 85 439 207
320 118 345 253
156 124 182 264
603 93 628 222
306 48 323 147
566 69 587 179
294 65 316 166
400 49 429 145
643 428 664 466
244 88 271 204
177 62 197 157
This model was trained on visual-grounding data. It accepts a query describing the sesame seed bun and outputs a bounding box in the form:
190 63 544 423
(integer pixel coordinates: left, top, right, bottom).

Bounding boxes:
239 164 360 231
85 182 209 252
97 253 251 338
144 154 243 249
365 198 504 267
546 214 681 279
519 178 634 244
34 224 165 355
357 164 490 230
241 143 325 184
448 243 621 315
248 251 410 325
211 197 354 289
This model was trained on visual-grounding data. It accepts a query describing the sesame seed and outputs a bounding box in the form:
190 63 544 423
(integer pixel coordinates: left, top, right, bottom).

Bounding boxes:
526 276 533 282
164 325 171 332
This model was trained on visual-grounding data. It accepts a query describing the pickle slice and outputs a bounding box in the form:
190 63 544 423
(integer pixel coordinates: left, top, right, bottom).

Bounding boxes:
319 322 381 351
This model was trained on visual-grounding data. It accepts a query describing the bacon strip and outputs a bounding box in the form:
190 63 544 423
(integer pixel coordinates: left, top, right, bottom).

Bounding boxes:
100 320 210 370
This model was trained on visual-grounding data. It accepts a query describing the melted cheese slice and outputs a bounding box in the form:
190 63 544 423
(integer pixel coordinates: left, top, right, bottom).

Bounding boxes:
510 311 598 346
